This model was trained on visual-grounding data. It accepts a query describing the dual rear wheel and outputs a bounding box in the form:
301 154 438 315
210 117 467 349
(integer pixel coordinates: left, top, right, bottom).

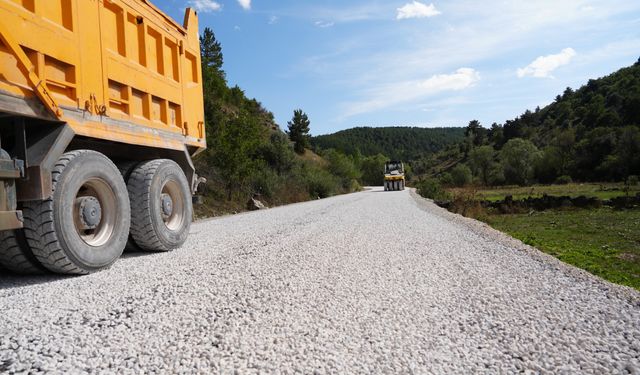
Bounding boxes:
384 180 405 191
0 150 192 274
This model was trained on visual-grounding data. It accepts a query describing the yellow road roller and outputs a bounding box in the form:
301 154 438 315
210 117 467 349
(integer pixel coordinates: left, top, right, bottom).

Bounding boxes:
384 161 405 191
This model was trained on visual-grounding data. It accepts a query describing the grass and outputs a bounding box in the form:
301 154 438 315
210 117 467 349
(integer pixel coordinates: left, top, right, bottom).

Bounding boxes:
484 207 640 290
452 182 640 202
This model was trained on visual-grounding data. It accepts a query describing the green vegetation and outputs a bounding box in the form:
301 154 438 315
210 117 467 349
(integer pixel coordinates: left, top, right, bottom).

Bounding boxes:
359 154 388 186
419 183 640 290
311 126 465 161
456 182 640 202
194 28 361 217
287 109 311 154
416 179 449 201
485 208 640 290
418 59 640 186
450 164 472 187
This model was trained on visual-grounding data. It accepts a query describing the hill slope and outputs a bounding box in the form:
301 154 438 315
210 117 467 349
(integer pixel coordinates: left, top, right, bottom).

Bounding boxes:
499 58 640 145
421 58 640 185
311 126 465 161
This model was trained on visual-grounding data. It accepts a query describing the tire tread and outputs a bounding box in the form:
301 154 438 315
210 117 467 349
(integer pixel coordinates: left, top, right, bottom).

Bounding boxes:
0 230 45 274
128 159 191 252
128 160 168 251
22 150 89 274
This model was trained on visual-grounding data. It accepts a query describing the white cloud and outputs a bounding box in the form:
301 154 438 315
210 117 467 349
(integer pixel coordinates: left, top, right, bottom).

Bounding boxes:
343 68 479 117
397 1 441 20
315 21 335 28
269 16 279 25
188 0 221 13
281 0 640 126
517 48 577 78
238 0 251 11
420 68 480 91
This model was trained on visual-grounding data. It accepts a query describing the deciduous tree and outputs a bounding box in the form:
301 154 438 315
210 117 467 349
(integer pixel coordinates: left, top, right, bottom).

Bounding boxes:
500 138 541 185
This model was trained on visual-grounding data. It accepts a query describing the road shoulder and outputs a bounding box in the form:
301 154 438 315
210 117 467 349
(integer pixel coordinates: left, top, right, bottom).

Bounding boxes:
408 188 640 305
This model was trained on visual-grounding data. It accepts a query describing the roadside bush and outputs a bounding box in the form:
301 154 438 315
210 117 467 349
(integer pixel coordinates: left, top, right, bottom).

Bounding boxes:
555 175 573 185
258 132 296 175
628 175 639 186
450 189 486 220
451 164 472 187
360 154 388 186
323 149 362 190
300 164 339 198
416 178 450 201
250 166 282 199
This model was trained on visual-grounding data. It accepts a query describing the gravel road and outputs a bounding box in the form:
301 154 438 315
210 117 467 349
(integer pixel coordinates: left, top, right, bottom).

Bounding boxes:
1 187 639 374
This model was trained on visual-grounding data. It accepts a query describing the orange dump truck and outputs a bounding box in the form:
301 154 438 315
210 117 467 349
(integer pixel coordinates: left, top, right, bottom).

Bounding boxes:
0 0 206 274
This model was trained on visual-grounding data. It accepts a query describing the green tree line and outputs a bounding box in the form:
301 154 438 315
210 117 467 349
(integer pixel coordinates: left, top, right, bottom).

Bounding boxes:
194 28 365 215
419 58 640 188
311 126 465 161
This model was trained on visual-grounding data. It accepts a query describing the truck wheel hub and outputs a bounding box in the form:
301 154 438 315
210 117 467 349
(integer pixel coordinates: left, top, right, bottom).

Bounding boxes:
161 193 173 217
77 196 102 230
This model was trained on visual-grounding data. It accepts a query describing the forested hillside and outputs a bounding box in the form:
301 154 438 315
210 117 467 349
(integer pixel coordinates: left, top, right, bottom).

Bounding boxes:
416 58 640 186
193 29 362 216
311 127 465 161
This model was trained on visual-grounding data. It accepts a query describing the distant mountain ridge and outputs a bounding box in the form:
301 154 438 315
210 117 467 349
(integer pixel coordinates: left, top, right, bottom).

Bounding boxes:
311 126 465 161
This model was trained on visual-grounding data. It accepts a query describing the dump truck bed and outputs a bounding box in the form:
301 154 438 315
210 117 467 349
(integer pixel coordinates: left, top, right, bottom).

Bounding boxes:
0 0 205 154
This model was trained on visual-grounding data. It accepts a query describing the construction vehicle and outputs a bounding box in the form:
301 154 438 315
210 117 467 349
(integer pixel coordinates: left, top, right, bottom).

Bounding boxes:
0 0 205 274
384 161 405 191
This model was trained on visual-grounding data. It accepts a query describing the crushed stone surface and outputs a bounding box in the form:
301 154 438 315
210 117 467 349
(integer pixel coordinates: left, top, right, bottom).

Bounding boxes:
1 187 639 374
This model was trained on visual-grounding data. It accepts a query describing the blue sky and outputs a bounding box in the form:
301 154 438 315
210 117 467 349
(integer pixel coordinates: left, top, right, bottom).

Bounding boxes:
155 0 640 135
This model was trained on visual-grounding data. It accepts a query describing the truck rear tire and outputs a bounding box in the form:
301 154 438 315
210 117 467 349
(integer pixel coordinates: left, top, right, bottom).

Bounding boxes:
23 150 130 274
117 161 142 252
127 159 192 252
0 229 45 274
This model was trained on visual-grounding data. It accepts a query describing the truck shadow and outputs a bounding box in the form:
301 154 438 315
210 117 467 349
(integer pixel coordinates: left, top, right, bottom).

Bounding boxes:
0 250 157 289
0 272 67 289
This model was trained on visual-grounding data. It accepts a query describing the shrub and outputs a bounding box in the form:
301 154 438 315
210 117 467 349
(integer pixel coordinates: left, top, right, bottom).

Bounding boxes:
439 172 453 186
628 175 639 186
323 149 362 190
449 189 486 220
360 154 388 186
416 179 449 201
250 167 282 199
299 164 339 198
450 164 472 187
555 175 573 185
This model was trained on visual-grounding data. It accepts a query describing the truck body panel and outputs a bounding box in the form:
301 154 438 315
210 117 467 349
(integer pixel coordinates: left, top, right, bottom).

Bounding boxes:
0 0 205 153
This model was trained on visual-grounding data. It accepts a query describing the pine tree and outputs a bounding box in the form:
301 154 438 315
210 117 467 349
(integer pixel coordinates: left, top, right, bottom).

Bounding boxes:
200 28 224 78
287 109 311 154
